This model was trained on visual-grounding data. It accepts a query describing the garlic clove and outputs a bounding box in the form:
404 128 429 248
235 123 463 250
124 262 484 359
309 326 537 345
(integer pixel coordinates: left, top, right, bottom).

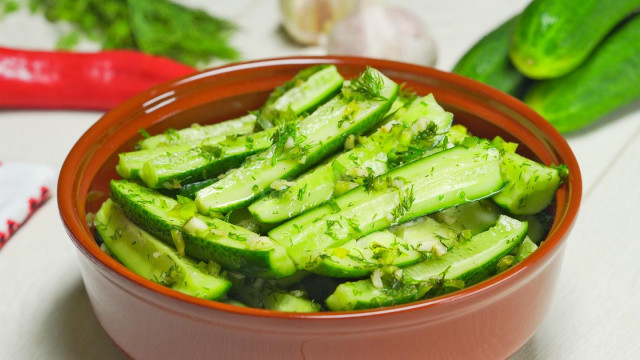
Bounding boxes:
327 3 437 67
280 0 361 45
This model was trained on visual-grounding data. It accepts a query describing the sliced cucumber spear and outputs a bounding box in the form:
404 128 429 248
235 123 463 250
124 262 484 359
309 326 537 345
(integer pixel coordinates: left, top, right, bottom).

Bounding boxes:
493 151 566 215
244 98 407 225
257 65 345 129
137 114 257 150
325 215 527 311
109 180 296 278
228 273 321 312
195 67 400 214
310 199 501 278
248 94 453 224
95 199 231 300
269 140 504 269
140 129 275 189
118 65 344 181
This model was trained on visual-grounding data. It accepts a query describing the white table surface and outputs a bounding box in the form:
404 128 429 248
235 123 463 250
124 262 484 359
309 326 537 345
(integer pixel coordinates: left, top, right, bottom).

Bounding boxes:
1 1 639 359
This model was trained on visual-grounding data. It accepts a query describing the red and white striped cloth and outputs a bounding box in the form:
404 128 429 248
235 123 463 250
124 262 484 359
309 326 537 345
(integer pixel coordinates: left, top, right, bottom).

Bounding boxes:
0 162 55 250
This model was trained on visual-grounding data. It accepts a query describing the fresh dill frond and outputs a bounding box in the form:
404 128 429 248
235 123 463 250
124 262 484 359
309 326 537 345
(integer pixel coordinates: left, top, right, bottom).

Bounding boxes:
398 83 418 102
342 67 387 101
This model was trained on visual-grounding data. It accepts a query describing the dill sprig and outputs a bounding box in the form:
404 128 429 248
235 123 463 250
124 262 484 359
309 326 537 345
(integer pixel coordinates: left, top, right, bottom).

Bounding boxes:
270 112 309 165
398 83 418 102
342 67 387 101
390 185 415 222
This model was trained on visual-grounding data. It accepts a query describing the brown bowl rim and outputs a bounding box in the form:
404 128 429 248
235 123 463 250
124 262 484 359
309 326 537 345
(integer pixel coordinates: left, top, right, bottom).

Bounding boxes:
58 56 582 320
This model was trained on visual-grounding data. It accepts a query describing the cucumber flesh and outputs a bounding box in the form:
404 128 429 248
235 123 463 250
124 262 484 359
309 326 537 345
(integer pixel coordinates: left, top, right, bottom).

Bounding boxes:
403 215 527 282
228 274 321 312
309 231 423 278
514 236 538 263
139 129 275 189
137 114 257 150
264 292 322 312
248 161 337 224
248 94 452 224
431 199 501 236
195 68 399 214
117 133 230 180
257 65 344 129
95 199 231 300
269 141 504 268
325 215 527 311
182 215 297 278
120 65 343 181
110 180 296 278
310 200 501 278
492 151 564 215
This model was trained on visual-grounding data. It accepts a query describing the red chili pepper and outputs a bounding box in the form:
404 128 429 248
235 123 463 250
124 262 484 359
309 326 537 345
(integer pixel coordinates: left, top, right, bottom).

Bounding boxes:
0 47 196 111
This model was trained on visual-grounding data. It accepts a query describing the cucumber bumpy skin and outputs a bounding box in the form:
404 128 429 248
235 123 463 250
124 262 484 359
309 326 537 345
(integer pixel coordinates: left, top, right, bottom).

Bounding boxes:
95 199 231 300
109 180 297 278
453 15 528 96
509 0 640 79
524 14 640 132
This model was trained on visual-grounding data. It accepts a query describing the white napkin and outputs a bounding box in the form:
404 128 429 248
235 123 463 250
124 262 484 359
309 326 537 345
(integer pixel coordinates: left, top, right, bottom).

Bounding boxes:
0 162 55 249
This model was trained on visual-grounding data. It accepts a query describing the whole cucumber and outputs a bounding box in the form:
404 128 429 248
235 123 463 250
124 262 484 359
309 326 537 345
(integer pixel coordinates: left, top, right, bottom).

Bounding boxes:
524 15 640 132
510 0 640 79
453 15 528 96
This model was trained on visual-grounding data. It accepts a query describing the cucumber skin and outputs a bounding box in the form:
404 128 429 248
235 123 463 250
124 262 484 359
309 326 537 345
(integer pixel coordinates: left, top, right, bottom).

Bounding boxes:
95 200 231 300
325 216 527 311
159 178 218 199
182 216 297 279
453 15 527 96
195 70 399 214
110 180 180 244
510 0 640 79
269 142 504 268
524 14 640 132
140 130 274 189
492 152 563 214
110 180 296 278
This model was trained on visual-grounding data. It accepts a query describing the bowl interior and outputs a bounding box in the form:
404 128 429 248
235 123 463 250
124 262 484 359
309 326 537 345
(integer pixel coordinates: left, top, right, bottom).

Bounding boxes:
59 56 581 316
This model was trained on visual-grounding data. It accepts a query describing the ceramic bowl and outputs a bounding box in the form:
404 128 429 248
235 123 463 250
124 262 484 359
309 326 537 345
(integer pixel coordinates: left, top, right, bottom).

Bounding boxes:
58 56 581 360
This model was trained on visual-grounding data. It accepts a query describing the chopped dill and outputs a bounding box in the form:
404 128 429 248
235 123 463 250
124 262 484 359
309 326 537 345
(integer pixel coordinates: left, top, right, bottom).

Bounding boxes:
390 185 415 221
398 83 418 102
297 184 308 201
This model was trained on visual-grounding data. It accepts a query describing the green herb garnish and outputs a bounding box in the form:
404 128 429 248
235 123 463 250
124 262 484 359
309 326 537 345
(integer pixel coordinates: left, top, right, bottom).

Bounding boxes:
342 67 386 101
26 0 238 67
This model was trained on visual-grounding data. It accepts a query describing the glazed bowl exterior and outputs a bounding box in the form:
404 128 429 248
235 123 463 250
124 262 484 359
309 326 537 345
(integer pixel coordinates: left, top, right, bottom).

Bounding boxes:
58 56 581 360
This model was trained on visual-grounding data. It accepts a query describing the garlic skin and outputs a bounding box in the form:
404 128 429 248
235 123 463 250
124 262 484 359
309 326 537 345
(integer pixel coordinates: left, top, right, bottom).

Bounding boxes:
280 0 360 45
327 4 437 67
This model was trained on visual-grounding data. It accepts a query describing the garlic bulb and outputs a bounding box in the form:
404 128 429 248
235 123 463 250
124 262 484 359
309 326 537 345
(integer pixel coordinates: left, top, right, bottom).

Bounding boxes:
280 0 360 45
327 3 437 67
